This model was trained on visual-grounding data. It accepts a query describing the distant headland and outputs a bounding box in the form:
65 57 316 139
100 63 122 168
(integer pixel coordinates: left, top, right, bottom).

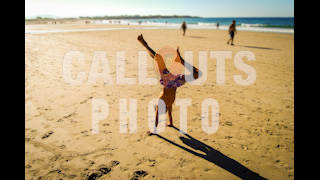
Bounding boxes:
25 14 200 21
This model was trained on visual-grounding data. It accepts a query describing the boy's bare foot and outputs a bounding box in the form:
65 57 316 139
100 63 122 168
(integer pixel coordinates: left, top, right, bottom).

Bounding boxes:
176 46 184 63
176 46 181 57
137 34 148 47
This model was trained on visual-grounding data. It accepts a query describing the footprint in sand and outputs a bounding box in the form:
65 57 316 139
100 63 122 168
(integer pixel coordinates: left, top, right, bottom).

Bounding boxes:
41 131 54 139
82 160 120 180
80 96 93 104
130 170 148 180
84 167 111 180
36 169 66 180
224 121 233 126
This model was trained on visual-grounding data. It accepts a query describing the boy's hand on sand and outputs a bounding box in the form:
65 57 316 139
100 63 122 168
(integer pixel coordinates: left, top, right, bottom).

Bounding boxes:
166 122 173 127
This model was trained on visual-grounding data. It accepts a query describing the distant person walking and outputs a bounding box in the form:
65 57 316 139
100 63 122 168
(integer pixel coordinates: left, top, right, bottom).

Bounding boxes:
227 20 237 45
180 21 187 36
216 22 219 29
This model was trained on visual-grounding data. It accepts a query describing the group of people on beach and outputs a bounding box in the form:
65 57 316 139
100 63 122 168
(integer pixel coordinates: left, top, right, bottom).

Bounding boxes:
139 20 237 135
180 20 237 45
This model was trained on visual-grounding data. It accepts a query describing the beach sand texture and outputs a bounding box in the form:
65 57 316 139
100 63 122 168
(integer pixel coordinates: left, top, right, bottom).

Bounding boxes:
25 23 294 180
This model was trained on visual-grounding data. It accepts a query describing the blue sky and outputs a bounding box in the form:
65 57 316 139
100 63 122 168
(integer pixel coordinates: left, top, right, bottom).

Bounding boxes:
25 0 294 18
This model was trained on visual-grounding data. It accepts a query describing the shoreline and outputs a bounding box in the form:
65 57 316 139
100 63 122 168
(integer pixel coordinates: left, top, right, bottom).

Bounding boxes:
25 20 294 34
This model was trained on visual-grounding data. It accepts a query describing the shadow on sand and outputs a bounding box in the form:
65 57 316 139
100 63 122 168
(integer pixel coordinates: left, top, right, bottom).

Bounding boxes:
235 45 280 51
156 126 268 180
187 36 207 39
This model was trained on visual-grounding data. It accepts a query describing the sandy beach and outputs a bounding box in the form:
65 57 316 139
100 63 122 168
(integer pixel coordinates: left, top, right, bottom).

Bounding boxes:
25 23 294 180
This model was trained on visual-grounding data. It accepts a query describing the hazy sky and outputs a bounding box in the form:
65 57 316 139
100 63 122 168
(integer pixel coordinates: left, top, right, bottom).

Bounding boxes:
25 0 294 18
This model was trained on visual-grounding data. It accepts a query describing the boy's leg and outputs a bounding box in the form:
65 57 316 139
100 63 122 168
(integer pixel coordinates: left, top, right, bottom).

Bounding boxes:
167 105 173 127
176 47 200 80
227 37 232 44
137 34 156 59
147 105 158 135
155 105 159 127
230 32 234 45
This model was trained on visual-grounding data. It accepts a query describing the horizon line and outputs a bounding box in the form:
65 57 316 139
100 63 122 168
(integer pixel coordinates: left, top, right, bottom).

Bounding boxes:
25 14 294 19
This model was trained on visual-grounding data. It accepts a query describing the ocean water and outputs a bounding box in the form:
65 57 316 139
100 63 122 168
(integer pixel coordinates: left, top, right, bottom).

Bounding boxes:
98 17 294 34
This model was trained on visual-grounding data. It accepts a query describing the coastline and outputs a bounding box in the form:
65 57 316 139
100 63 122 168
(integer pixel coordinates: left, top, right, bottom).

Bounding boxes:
25 17 294 34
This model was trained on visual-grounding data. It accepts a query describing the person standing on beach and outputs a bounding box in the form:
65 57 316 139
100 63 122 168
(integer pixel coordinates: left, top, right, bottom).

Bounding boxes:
217 22 219 29
227 20 237 45
181 21 187 36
